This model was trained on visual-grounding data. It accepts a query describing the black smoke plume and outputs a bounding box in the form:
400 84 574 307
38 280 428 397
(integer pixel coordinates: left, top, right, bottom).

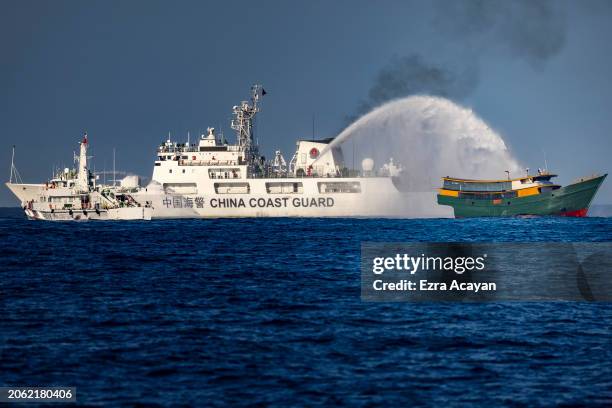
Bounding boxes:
351 0 567 120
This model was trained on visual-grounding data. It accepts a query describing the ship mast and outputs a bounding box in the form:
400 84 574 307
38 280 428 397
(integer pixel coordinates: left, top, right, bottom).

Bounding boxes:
231 84 265 174
75 133 89 192
9 145 15 183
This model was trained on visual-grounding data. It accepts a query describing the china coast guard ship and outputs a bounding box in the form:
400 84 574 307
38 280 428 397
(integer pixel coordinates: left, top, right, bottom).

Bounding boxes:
7 85 447 220
132 85 444 218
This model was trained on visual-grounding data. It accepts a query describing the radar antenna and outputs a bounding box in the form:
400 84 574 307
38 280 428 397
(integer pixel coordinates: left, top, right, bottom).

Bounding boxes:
231 84 265 174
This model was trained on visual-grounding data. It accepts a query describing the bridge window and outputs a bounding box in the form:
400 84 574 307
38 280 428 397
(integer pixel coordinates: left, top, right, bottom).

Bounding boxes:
209 168 241 179
266 182 303 194
443 180 511 192
214 182 250 194
163 183 197 194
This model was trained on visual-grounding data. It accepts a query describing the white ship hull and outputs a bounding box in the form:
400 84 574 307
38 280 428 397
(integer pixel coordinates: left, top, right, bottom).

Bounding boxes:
141 193 451 218
9 181 452 219
7 179 153 221
133 177 452 218
23 206 152 221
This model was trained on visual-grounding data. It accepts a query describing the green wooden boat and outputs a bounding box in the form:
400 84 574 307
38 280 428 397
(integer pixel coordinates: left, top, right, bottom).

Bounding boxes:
437 172 607 218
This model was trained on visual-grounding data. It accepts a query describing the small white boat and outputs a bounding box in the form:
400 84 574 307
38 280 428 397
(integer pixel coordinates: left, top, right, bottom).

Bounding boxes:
6 135 151 221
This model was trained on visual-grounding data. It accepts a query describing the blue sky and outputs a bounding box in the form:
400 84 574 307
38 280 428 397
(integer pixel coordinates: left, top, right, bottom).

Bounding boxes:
1 0 611 205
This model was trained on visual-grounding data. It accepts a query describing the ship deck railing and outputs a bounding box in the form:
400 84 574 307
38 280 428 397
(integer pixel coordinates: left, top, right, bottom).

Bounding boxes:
179 160 239 166
247 171 383 179
158 145 242 154
570 173 605 184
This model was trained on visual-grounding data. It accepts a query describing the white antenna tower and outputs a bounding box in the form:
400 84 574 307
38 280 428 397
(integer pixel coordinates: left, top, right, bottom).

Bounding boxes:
113 148 116 187
231 84 265 173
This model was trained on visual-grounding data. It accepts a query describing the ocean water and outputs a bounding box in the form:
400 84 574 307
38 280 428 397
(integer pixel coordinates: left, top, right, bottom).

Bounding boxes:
1 208 611 406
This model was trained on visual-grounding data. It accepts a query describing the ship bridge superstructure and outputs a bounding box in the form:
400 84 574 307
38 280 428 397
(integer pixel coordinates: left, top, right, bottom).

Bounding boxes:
152 84 352 192
439 172 561 200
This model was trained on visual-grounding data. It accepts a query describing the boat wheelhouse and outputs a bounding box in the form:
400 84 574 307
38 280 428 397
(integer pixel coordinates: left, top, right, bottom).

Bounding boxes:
440 173 560 199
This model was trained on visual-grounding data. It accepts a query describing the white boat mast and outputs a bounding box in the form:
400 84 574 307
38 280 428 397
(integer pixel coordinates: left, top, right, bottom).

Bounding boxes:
9 145 15 183
8 144 28 185
113 148 116 187
75 133 89 192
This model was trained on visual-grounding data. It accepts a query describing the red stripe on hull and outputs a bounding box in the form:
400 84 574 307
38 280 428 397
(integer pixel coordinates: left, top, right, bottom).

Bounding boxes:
559 208 588 217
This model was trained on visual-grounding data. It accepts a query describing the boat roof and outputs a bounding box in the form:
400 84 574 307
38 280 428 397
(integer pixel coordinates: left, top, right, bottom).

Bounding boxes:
297 137 335 144
442 173 557 183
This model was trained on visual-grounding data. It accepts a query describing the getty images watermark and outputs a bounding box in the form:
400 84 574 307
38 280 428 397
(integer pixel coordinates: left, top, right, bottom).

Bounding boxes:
361 243 612 302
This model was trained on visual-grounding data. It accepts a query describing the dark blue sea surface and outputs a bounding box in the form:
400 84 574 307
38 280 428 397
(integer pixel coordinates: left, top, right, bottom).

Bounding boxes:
1 208 611 406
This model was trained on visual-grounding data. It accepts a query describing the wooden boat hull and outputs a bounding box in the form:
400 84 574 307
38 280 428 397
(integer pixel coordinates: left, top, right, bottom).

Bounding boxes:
437 174 606 218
